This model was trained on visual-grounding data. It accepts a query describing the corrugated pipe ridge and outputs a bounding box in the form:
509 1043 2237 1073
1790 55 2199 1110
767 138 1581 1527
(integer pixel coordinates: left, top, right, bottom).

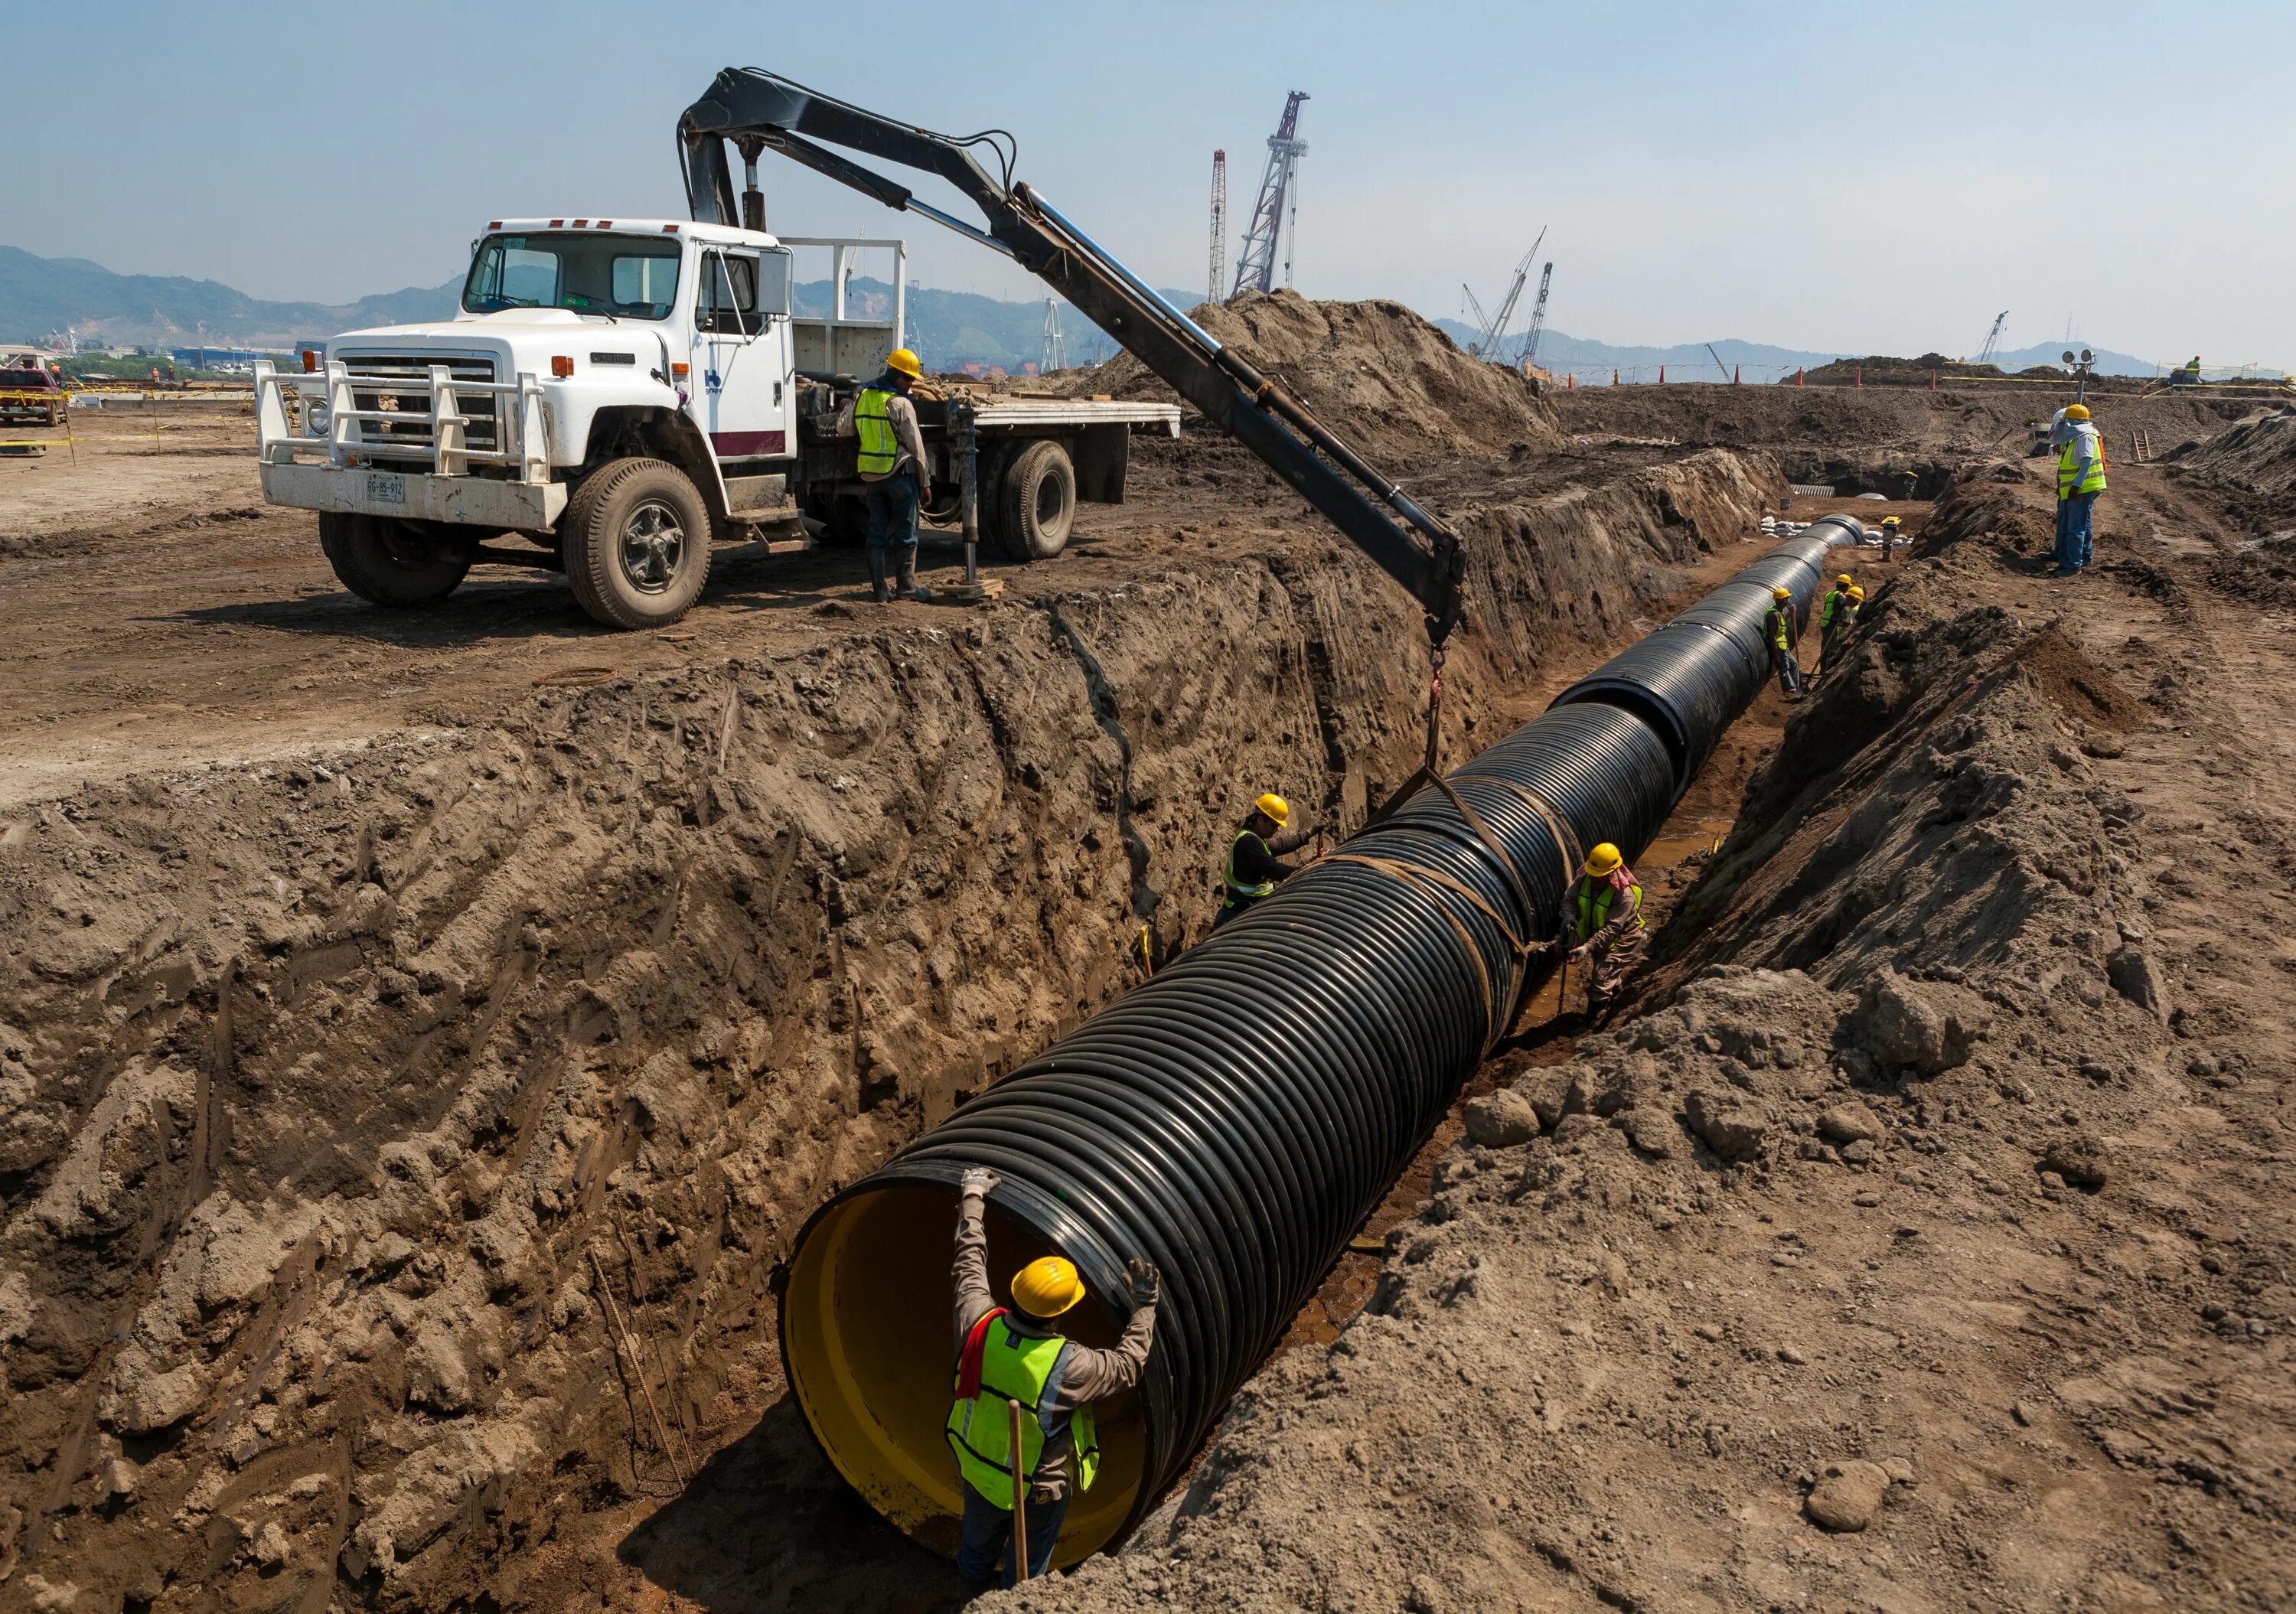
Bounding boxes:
778 522 1857 1565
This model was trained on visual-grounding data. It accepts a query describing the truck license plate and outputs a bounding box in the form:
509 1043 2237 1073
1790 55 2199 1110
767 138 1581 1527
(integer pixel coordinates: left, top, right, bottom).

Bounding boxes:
365 471 406 505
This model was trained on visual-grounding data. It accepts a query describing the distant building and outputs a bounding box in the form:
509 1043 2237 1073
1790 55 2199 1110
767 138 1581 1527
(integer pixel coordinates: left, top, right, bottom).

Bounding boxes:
172 346 272 369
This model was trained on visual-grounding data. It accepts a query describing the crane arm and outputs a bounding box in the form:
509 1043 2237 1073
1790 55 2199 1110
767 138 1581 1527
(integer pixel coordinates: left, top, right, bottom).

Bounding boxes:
677 68 1467 647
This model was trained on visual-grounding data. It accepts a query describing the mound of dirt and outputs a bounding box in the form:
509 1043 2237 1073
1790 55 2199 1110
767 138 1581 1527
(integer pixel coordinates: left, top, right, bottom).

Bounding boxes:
1054 289 1566 465
2167 406 2296 494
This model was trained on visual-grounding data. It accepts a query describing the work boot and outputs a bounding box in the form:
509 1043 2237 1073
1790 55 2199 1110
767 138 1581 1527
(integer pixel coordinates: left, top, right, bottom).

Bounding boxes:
895 544 931 602
866 547 890 604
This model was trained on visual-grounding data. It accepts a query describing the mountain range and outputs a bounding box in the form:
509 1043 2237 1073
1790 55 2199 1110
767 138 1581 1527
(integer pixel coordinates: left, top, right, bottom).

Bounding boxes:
0 242 2206 380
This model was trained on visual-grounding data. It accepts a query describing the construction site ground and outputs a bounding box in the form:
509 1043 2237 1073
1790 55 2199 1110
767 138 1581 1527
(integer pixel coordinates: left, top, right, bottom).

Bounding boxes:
1 317 2289 1614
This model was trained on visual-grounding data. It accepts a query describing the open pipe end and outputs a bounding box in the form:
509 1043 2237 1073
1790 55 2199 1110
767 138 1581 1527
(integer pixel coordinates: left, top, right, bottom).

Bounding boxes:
780 1172 1153 1568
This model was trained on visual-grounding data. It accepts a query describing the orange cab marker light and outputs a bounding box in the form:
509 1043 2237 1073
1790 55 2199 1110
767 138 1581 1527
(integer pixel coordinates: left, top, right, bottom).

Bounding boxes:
488 220 502 230
551 356 575 379
549 219 564 227
597 220 612 228
572 220 588 228
662 223 680 233
670 362 690 379
301 350 319 373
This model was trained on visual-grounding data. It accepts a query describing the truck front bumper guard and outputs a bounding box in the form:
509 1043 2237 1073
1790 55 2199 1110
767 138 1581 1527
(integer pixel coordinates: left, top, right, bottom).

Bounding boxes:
253 359 567 531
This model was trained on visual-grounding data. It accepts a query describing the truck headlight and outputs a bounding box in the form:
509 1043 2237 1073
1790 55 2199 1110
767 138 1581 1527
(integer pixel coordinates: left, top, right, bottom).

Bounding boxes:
305 404 331 437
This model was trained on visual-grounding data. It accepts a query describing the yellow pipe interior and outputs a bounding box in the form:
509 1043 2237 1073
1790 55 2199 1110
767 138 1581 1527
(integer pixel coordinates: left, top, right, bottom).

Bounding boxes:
782 1182 1146 1567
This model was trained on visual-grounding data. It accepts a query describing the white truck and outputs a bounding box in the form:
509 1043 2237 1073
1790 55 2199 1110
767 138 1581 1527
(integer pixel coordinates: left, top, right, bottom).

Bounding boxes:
253 223 1177 628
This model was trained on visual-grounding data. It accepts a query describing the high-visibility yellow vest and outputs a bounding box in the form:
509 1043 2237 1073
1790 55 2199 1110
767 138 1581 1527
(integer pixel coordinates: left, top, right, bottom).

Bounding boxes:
1763 605 1793 651
856 386 901 476
1819 588 1847 631
1573 875 1645 943
2057 430 2106 498
1225 830 1274 901
945 1320 1100 1507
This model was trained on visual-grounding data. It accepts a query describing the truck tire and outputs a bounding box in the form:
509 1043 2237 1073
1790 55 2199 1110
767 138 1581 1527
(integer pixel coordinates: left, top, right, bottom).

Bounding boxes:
563 457 713 629
318 512 471 608
995 439 1077 561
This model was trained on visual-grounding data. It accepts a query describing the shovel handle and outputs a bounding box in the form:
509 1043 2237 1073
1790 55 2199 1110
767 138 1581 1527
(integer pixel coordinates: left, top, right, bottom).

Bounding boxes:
1008 1396 1030 1581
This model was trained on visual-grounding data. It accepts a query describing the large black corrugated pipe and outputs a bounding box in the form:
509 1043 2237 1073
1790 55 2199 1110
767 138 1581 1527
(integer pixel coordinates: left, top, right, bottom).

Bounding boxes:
1548 517 1861 784
777 536 1841 1567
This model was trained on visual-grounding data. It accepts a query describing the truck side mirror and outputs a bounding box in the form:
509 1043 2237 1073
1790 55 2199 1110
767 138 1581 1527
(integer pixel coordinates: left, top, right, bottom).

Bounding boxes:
755 250 792 319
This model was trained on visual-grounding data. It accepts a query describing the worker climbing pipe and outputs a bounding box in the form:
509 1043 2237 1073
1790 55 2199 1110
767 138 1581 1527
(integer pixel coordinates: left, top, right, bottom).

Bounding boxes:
1213 792 1317 930
1548 841 1646 1025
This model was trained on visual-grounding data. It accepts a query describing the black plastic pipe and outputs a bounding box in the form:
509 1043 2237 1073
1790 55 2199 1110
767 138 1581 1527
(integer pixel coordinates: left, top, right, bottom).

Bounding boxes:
778 529 1866 1566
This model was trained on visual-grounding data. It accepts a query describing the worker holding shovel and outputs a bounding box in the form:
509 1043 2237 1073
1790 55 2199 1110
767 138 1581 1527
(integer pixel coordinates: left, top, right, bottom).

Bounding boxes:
946 1167 1159 1587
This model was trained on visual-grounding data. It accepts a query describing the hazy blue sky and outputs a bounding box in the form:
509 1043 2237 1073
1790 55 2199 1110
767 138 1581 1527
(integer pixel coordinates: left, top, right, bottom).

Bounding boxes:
6 1 2290 364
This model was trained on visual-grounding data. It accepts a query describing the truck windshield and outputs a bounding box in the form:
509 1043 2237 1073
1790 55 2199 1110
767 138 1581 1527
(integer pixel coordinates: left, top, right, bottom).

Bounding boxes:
462 233 682 319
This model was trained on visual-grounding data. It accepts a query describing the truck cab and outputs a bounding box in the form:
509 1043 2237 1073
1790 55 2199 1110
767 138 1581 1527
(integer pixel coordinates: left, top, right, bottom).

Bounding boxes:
254 219 1176 628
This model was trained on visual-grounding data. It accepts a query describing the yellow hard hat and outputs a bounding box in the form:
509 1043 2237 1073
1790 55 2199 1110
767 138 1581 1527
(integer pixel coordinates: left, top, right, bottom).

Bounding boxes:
1011 1256 1085 1319
1772 585 1792 601
1254 792 1290 827
886 348 924 380
2063 402 2090 420
1583 842 1623 877
1881 515 1901 527
1835 573 1853 587
1848 585 1865 600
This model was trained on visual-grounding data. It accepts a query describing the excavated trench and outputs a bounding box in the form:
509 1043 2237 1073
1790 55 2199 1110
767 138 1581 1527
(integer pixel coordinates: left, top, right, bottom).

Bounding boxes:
0 448 1786 1612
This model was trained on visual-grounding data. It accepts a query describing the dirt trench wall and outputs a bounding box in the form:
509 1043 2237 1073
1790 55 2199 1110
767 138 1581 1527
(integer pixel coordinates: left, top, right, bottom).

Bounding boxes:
0 449 1779 1612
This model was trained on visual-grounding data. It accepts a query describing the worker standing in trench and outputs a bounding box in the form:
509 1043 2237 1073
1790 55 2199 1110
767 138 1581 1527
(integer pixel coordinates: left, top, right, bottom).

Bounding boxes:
1213 792 1318 929
1763 585 1804 702
1813 573 1854 683
834 347 934 603
1551 842 1645 1024
2054 401 2107 575
947 1167 1159 1587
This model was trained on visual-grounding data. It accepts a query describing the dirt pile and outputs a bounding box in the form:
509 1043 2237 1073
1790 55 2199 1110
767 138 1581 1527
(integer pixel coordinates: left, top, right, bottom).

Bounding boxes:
0 439 1779 1609
1054 289 1567 465
1551 383 2258 497
1000 462 2296 1612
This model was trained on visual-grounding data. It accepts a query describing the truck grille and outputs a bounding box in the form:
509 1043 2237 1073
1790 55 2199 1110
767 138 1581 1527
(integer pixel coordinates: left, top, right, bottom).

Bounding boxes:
341 354 501 458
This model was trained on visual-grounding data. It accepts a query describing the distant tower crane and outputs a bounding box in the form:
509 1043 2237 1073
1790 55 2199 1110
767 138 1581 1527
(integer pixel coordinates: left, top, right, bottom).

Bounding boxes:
1042 298 1067 373
1461 227 1544 360
1230 91 1308 298
1518 262 1554 369
1208 149 1227 306
1975 309 2009 366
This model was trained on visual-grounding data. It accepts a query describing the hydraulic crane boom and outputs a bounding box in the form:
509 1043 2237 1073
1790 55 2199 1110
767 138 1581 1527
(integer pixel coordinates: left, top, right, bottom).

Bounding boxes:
677 68 1467 649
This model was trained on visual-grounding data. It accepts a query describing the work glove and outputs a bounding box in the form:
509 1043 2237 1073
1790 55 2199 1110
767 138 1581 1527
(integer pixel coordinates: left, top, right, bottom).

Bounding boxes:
1125 1258 1160 1309
960 1166 1000 1202
1570 943 1594 965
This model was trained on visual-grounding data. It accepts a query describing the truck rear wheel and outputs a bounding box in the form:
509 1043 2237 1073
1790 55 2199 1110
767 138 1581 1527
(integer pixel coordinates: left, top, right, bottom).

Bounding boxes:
318 512 471 608
563 457 713 629
995 439 1076 561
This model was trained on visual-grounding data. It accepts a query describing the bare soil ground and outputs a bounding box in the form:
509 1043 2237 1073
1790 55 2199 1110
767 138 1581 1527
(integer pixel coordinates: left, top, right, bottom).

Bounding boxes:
8 340 2289 1614
0 315 1802 1614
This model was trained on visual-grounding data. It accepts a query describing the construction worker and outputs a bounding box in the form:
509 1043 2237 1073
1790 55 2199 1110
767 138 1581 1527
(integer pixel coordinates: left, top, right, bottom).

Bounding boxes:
2054 401 2107 575
1878 514 1903 562
1813 574 1853 682
1553 842 1645 1022
835 347 933 603
948 1166 1158 1587
1213 791 1316 929
1763 585 1803 702
2173 355 2202 388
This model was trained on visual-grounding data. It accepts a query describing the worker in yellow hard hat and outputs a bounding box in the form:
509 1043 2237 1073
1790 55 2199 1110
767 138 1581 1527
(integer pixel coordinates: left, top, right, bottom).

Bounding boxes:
2053 400 2105 575
1551 841 1646 1023
1763 585 1804 702
1879 514 1904 562
1814 573 1854 683
1213 791 1317 930
835 346 933 602
948 1166 1158 1586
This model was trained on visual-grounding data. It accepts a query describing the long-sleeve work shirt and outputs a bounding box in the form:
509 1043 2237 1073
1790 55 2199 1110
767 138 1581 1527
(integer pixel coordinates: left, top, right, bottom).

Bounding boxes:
952 1188 1156 1500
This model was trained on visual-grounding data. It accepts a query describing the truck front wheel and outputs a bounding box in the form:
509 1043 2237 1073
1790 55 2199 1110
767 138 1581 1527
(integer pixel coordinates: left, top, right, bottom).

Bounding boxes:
996 439 1076 561
318 513 471 608
563 458 713 629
